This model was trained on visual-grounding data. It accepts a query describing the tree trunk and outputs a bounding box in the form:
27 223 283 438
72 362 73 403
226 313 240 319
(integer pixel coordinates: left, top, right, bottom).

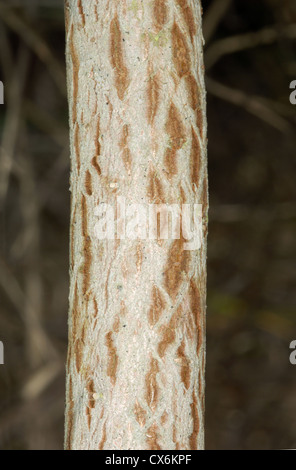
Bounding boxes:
64 0 208 450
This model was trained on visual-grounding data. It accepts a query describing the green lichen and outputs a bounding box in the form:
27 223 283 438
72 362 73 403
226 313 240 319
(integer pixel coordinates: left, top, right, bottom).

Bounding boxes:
129 0 139 15
148 30 168 47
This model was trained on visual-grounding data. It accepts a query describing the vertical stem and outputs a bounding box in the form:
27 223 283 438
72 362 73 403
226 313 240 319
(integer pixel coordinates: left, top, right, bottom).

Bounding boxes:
65 0 208 450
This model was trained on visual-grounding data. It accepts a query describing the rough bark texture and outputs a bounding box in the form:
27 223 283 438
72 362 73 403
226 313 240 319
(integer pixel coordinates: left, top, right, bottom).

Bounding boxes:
64 0 208 450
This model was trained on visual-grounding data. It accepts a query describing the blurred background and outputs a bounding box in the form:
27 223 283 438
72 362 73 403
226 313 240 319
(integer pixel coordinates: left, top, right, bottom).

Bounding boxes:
0 0 295 450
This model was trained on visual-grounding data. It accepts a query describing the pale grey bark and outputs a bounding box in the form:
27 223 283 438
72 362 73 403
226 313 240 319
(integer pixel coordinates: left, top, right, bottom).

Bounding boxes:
65 0 208 450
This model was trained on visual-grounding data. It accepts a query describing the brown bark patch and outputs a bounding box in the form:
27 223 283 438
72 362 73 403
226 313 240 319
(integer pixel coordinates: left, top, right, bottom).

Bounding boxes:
172 22 191 78
165 104 186 177
136 242 143 271
190 279 201 334
134 401 147 427
92 156 101 176
174 296 194 340
160 411 168 425
191 127 201 187
163 239 191 300
113 315 120 334
93 116 101 159
146 423 161 450
176 0 197 43
93 298 98 318
148 169 165 204
145 357 159 411
189 391 199 449
66 344 71 371
186 74 200 111
98 423 107 450
87 378 95 409
105 331 118 385
153 0 168 31
65 376 74 450
77 0 86 27
94 4 99 22
110 16 129 100
82 195 92 295
180 185 187 204
147 72 160 125
177 340 190 390
85 170 93 196
86 406 91 429
148 285 166 327
81 322 87 344
201 175 208 218
120 124 132 173
74 338 83 373
196 107 204 141
74 123 80 172
158 324 175 358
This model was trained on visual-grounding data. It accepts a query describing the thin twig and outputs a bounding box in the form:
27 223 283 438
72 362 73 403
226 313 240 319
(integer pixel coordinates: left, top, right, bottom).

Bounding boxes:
0 44 30 208
0 3 66 96
206 77 292 133
203 0 233 44
205 24 296 69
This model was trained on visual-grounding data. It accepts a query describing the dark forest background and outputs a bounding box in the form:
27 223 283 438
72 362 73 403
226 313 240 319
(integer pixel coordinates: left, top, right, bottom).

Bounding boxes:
0 0 295 450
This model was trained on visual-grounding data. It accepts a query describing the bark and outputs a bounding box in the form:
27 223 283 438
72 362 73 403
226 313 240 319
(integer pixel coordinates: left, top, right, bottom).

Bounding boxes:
64 0 208 450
